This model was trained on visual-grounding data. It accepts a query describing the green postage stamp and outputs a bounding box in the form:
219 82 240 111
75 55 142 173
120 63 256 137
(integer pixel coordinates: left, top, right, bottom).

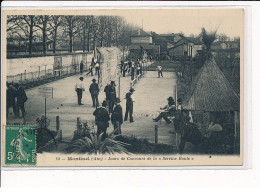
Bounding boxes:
5 125 36 165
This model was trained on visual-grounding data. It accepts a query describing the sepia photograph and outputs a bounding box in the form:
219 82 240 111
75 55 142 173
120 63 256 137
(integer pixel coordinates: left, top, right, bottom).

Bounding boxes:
1 8 243 166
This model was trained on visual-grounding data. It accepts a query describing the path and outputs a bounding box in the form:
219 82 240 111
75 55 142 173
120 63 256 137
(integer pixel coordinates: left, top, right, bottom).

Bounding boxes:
6 70 178 145
120 71 177 145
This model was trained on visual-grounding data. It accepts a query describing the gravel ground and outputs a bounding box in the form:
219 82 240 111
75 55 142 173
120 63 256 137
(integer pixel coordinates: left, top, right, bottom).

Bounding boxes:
6 70 178 146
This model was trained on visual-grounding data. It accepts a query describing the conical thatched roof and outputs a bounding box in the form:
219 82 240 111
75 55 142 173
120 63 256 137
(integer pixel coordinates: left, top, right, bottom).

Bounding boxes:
182 57 240 111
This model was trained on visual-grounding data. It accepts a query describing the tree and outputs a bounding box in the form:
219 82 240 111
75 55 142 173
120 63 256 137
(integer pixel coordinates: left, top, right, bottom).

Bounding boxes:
48 16 62 53
7 15 36 54
35 15 49 54
97 16 109 47
63 16 78 52
201 28 217 53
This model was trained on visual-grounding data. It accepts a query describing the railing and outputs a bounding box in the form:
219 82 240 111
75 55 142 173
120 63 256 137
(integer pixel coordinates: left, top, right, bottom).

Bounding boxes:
6 63 91 89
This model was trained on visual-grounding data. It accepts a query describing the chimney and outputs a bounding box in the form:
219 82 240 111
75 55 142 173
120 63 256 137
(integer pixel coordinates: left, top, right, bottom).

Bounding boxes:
138 29 140 36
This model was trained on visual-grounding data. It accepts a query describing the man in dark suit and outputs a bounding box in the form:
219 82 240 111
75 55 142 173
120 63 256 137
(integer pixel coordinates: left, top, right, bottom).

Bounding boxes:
89 78 99 107
93 100 110 140
6 83 18 118
15 83 27 118
124 88 135 123
111 98 123 135
80 61 84 74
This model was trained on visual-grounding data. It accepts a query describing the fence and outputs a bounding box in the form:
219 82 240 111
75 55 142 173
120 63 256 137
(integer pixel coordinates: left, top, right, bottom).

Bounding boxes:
129 61 149 89
6 62 92 89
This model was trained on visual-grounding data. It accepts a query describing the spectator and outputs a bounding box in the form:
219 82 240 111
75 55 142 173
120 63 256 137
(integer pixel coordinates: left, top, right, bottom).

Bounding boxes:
157 65 163 78
75 77 85 105
124 88 135 123
111 98 123 135
6 83 18 118
93 100 110 140
80 61 84 74
89 78 99 107
15 83 28 118
153 97 176 124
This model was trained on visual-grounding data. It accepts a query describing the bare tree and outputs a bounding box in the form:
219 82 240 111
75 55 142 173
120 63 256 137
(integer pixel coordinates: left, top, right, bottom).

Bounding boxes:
63 16 78 52
35 15 50 54
97 16 109 47
48 15 62 53
8 15 37 54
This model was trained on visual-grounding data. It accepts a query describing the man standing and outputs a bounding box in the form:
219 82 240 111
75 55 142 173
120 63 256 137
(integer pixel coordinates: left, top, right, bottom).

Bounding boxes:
15 83 27 118
108 81 117 114
75 77 85 105
111 98 123 135
157 65 163 78
6 83 18 118
104 83 111 110
124 88 135 123
93 100 110 140
130 63 135 81
86 57 95 76
95 62 100 76
89 78 99 107
80 60 84 74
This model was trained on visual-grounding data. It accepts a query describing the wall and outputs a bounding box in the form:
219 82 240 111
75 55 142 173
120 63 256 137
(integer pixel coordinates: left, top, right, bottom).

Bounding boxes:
7 52 93 76
131 36 152 44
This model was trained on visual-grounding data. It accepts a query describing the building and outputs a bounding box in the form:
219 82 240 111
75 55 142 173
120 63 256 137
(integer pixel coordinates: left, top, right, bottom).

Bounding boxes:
168 36 204 59
129 29 160 59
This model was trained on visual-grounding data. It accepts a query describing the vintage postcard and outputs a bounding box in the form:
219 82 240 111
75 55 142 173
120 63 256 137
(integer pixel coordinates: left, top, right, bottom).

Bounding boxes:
1 8 244 167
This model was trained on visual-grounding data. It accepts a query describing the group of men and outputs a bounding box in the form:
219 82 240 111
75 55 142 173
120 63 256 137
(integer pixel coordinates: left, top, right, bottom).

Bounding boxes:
6 83 28 118
120 59 143 80
75 76 136 140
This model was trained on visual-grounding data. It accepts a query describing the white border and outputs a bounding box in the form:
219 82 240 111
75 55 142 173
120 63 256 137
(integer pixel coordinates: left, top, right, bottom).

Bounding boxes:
1 0 257 187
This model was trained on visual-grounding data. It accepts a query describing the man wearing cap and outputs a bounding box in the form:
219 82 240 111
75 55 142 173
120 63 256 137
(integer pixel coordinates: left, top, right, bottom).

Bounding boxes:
111 98 123 135
75 77 85 105
93 100 110 140
89 78 99 107
124 88 135 123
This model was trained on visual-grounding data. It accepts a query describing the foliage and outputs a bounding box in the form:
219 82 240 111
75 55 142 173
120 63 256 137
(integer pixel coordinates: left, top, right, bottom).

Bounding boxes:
72 121 92 141
36 116 57 153
66 130 131 154
201 27 217 51
7 15 140 55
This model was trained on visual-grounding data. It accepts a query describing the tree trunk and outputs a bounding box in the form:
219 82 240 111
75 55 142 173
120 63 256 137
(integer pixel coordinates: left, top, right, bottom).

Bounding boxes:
82 23 86 52
42 16 47 54
28 16 34 55
69 33 73 52
53 27 57 54
42 28 46 54
87 34 90 52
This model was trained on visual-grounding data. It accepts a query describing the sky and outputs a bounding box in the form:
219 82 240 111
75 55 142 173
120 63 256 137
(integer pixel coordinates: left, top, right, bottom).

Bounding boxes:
4 8 244 38
116 9 244 38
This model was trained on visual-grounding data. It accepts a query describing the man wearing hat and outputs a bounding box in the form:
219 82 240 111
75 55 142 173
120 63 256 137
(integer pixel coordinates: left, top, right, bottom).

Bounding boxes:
93 100 110 140
89 78 99 107
124 88 135 123
75 77 85 105
153 97 176 124
104 81 117 113
111 98 123 135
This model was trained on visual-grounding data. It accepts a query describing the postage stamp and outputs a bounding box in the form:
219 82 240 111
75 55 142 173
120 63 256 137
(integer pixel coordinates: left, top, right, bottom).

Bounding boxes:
5 125 36 165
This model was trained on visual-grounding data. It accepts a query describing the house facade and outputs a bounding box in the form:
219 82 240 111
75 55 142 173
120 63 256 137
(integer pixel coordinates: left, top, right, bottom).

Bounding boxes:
129 29 160 59
168 36 203 59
